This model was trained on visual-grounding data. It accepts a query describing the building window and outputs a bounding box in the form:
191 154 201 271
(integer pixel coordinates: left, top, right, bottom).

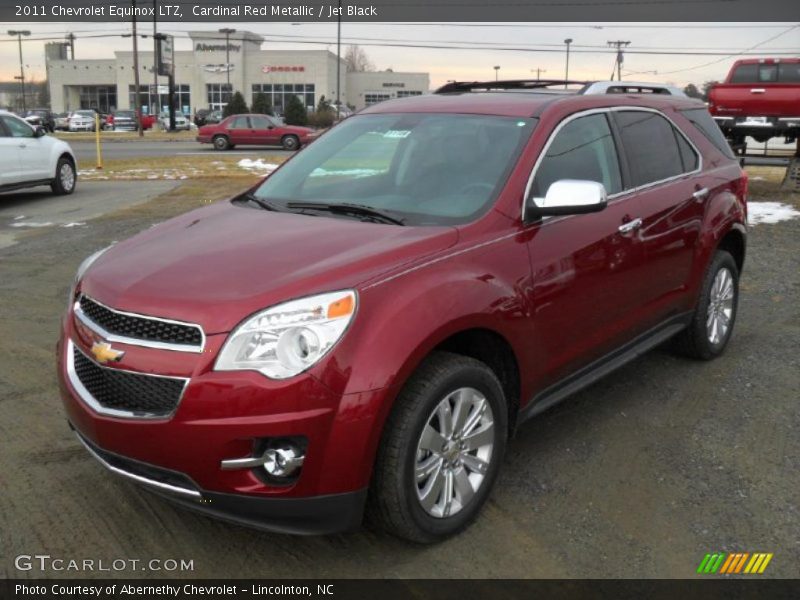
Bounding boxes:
80 86 117 113
364 92 391 106
128 84 191 115
397 90 423 98
252 83 315 114
207 83 232 111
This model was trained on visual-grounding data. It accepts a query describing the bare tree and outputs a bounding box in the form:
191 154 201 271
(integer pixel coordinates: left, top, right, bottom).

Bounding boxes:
344 45 375 73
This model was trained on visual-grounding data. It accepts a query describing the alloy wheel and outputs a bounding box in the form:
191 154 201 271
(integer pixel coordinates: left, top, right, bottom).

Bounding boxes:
414 387 495 519
706 267 734 345
60 163 75 191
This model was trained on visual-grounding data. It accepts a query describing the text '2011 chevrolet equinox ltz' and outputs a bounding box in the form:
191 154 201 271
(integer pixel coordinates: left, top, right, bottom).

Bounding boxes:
58 80 747 543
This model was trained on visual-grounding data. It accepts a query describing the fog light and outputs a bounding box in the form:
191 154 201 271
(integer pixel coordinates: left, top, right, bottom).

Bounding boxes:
263 447 304 477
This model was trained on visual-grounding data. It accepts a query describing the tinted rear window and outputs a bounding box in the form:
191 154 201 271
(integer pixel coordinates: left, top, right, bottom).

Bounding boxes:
729 62 799 83
681 108 736 160
614 111 684 187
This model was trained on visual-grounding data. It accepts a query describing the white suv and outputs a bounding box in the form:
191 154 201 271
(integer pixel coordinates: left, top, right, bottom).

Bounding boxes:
0 110 78 195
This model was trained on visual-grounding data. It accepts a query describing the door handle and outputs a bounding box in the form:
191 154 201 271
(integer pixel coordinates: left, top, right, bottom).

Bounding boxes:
750 88 766 94
618 218 642 234
693 187 710 201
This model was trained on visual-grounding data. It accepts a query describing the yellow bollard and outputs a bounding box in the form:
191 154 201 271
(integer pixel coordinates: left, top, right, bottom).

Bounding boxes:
95 113 103 170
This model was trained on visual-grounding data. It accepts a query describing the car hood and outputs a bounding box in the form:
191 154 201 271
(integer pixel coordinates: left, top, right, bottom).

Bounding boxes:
81 201 458 334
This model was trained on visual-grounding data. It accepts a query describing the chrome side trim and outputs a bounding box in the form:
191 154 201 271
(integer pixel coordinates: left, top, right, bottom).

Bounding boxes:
66 339 190 420
74 432 202 499
74 294 206 354
521 106 704 221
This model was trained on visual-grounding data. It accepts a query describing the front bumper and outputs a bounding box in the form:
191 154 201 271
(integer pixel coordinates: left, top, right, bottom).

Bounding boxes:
57 310 393 532
72 426 366 534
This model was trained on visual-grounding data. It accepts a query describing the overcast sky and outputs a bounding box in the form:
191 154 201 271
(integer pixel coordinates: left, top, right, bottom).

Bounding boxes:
1 22 798 89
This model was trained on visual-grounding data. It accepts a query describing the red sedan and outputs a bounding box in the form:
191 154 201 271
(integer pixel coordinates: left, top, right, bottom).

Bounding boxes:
197 113 316 151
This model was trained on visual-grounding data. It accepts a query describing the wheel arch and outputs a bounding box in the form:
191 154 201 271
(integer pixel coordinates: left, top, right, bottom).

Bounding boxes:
716 225 746 274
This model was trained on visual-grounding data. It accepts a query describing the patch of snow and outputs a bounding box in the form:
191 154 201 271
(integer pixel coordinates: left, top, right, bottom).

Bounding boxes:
748 202 800 225
10 222 53 228
61 222 87 228
237 159 279 172
13 215 26 220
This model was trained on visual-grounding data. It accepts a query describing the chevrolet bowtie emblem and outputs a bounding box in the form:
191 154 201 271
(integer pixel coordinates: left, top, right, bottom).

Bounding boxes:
91 341 125 364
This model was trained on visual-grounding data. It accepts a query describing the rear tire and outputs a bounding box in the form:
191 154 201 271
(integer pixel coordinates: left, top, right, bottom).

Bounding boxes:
367 351 507 543
213 135 230 151
51 157 76 196
673 250 738 360
282 135 300 151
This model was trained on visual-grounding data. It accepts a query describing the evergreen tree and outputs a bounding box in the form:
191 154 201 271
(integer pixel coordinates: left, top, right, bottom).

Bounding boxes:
223 92 248 117
284 95 308 126
251 92 274 116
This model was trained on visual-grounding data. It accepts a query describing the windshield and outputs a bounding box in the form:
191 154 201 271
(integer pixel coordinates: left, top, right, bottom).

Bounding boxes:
76 111 94 117
251 113 535 226
116 111 135 118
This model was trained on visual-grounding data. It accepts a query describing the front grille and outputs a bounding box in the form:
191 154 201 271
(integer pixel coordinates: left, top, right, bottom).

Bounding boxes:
78 295 203 348
73 345 186 417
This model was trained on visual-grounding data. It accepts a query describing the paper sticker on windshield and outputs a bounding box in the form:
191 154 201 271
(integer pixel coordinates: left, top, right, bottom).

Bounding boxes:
383 130 411 139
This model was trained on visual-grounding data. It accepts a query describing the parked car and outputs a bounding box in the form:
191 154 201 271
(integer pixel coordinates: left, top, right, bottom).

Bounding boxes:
54 112 71 131
159 111 191 131
58 81 746 542
0 109 77 195
194 108 223 127
23 108 56 133
109 109 140 131
68 110 100 132
708 58 800 145
197 113 315 150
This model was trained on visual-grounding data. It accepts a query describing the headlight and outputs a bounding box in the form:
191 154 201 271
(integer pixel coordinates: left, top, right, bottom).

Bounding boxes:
68 245 113 305
215 290 357 380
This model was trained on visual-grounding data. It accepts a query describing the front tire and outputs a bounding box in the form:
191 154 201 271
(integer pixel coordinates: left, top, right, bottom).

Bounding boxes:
51 157 76 195
367 352 507 543
673 250 739 360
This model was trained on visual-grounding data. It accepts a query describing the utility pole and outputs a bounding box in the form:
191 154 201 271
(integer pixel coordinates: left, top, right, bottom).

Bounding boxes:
531 68 546 81
131 1 143 137
336 0 341 113
153 0 160 117
608 40 631 81
66 33 75 60
8 30 30 113
563 38 573 88
218 28 236 94
494 65 500 81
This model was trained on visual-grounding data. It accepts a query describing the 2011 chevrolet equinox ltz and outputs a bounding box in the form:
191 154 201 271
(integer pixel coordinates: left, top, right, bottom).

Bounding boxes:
58 80 747 543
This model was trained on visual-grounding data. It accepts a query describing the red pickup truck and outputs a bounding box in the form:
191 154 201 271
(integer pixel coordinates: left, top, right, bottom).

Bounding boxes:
708 58 800 146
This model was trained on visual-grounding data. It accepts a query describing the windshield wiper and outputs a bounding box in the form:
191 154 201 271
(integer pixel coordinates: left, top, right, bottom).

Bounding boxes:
285 202 405 226
236 192 283 212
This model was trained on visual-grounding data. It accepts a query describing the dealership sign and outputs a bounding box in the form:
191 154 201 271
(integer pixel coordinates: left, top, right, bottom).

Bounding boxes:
262 66 306 73
202 64 235 73
196 43 241 52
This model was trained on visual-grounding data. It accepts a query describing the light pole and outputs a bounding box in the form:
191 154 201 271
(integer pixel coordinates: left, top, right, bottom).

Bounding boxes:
564 38 573 88
8 30 30 113
531 68 547 81
336 0 341 113
153 0 160 117
218 28 236 97
494 65 500 81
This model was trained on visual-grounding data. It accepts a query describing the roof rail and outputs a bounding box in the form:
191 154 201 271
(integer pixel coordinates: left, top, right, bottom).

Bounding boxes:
578 81 686 97
435 79 589 94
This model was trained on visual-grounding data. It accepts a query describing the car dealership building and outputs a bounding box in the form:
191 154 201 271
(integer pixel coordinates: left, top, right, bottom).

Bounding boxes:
45 30 430 116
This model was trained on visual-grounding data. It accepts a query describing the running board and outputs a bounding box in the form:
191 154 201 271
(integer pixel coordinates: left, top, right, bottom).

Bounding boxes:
518 312 692 425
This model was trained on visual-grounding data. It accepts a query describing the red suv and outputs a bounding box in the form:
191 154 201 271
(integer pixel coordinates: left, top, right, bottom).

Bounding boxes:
58 81 747 543
196 113 316 151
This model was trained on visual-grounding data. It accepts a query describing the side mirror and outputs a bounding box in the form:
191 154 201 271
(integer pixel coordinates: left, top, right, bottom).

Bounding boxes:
34 126 47 138
527 179 608 218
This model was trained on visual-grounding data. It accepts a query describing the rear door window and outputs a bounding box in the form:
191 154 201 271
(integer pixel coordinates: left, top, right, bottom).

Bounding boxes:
229 116 250 129
532 113 622 198
614 111 684 187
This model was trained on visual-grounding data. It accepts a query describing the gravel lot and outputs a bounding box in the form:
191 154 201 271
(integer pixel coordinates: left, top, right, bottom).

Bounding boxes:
1 171 798 579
